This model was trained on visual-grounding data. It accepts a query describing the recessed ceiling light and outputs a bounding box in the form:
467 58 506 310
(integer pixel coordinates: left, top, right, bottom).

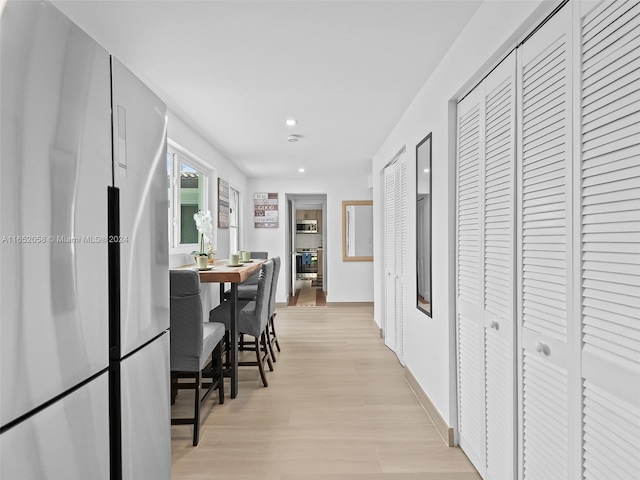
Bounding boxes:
286 119 297 127
288 135 299 142
423 168 430 173
298 168 305 173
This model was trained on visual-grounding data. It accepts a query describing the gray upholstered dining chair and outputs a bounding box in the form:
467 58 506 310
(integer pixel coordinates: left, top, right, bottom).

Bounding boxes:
169 269 225 446
226 251 268 352
209 259 274 387
235 251 268 300
237 256 281 363
266 256 281 361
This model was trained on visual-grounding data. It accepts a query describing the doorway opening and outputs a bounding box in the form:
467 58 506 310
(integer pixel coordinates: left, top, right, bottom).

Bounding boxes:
285 194 327 307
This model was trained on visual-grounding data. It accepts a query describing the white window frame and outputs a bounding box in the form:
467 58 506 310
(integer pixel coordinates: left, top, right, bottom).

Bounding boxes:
229 186 240 255
167 139 215 254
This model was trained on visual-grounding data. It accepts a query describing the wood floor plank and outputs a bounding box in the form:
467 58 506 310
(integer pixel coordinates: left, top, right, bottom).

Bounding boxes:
281 474 481 480
378 444 481 474
171 304 479 479
316 288 327 306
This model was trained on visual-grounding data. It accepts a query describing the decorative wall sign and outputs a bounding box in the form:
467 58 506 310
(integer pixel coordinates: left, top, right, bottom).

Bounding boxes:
254 193 278 228
218 178 230 228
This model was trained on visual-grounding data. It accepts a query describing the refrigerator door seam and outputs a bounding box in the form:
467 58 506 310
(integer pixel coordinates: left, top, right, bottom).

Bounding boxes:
0 367 109 435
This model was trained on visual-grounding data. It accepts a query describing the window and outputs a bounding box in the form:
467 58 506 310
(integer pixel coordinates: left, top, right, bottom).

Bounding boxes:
229 186 240 255
167 143 211 251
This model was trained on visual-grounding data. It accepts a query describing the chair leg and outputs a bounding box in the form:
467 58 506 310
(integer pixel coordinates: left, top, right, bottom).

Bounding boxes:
214 342 224 405
262 331 274 372
254 338 269 387
224 330 231 370
193 371 201 446
170 372 178 405
265 322 277 363
171 360 223 447
270 313 281 352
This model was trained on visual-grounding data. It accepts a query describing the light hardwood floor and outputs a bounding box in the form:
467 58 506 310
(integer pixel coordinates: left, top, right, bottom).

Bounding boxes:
171 304 480 479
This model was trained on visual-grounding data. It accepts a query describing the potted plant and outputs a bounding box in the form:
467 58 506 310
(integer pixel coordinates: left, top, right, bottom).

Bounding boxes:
192 209 214 268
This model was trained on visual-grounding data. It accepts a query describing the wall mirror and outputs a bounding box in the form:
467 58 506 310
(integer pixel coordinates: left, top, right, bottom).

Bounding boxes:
342 200 373 261
416 134 432 316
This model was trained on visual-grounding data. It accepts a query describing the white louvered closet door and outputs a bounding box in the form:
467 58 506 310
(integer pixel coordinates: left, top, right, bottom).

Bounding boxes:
517 6 574 480
395 157 407 365
383 153 407 364
579 2 640 478
456 52 516 480
483 51 516 480
384 164 397 353
456 85 486 475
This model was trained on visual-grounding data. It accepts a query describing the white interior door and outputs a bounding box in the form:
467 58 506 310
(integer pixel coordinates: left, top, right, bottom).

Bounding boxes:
452 3 640 479
382 151 407 364
383 152 407 364
456 51 517 479
289 198 297 298
394 156 407 365
579 1 640 478
483 51 516 480
456 81 486 476
322 200 327 293
383 164 397 353
517 6 573 479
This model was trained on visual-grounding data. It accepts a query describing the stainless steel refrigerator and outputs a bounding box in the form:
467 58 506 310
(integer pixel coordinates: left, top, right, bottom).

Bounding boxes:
0 2 171 479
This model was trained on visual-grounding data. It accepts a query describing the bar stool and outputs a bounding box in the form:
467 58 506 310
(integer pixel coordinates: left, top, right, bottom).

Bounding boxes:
266 256 281 361
209 259 274 387
225 251 268 301
169 270 225 446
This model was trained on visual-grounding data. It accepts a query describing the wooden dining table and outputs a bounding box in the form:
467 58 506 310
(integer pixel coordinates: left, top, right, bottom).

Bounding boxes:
175 258 264 399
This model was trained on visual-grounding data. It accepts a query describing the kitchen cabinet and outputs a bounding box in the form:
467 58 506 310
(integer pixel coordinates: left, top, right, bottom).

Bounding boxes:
297 210 313 220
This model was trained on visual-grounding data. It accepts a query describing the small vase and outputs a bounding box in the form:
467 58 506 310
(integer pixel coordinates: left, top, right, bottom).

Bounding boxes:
196 256 208 269
208 253 215 265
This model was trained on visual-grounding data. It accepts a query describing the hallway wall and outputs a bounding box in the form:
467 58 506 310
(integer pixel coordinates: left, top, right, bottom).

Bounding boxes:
167 111 249 314
168 111 249 263
371 0 561 434
247 173 373 304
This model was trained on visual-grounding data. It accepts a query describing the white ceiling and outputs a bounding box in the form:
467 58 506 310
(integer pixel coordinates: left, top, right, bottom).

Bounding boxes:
51 0 481 179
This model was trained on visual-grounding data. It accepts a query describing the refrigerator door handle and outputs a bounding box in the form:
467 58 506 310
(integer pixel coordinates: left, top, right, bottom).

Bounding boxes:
108 186 121 361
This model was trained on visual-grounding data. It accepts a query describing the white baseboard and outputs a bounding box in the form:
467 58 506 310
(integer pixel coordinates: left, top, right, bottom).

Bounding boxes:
405 367 455 447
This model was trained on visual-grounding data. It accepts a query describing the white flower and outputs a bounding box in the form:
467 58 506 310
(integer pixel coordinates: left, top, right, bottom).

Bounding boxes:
193 209 214 252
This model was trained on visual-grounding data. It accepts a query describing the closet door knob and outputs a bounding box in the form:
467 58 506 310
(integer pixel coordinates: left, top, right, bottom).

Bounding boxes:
534 342 550 356
489 320 499 330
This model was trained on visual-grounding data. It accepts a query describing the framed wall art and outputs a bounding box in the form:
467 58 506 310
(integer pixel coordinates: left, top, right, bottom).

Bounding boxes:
218 178 230 228
254 193 278 228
